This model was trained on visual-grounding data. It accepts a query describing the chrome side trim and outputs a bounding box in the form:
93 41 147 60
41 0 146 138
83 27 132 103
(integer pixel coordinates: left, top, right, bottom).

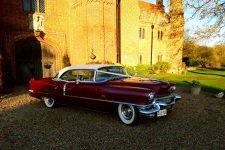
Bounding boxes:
63 94 150 107
63 82 70 96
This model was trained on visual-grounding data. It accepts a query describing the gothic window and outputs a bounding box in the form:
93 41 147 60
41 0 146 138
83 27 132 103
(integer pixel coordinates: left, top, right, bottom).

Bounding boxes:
32 0 38 12
39 0 45 13
139 28 145 39
158 30 163 40
139 55 142 64
158 54 163 62
158 30 160 40
23 0 31 11
161 31 163 40
139 28 142 39
23 0 45 13
142 28 145 39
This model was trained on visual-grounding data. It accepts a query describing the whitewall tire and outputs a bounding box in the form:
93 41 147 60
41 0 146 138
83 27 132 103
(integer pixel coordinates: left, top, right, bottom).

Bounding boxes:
118 104 138 125
43 97 55 108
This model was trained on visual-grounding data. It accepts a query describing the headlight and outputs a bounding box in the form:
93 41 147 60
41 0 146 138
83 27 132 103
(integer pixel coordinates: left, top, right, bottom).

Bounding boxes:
148 92 155 101
170 86 176 92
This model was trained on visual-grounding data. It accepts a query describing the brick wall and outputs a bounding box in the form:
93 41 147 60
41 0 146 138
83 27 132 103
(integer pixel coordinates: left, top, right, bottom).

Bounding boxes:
120 0 140 65
0 0 184 89
70 0 117 65
120 0 184 72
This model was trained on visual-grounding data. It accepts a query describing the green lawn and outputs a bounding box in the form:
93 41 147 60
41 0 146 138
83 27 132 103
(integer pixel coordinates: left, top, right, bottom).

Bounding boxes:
150 68 225 93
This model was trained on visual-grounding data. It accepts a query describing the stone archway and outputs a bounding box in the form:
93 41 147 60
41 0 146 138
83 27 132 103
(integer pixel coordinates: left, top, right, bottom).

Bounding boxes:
14 38 57 85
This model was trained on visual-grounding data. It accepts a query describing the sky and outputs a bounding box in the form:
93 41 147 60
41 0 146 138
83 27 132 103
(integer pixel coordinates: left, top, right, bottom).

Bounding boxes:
144 0 223 47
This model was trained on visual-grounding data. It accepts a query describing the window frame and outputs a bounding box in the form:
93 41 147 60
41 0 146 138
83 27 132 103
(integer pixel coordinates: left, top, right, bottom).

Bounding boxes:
23 0 45 13
139 27 145 39
158 54 163 62
158 30 163 41
59 69 95 83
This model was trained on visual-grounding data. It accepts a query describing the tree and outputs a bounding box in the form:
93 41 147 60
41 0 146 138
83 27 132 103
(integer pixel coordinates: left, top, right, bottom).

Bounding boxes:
184 38 221 68
214 45 225 65
185 0 225 43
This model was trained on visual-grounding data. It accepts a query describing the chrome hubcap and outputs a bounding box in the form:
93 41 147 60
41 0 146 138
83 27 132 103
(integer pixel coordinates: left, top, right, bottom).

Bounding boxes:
44 97 54 107
121 105 133 120
47 98 54 105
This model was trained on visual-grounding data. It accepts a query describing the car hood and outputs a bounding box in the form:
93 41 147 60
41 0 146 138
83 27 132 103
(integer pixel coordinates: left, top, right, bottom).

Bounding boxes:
107 77 172 97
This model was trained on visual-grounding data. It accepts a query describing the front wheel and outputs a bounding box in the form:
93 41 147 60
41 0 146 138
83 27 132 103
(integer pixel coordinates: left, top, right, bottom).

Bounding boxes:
43 97 56 108
118 104 139 125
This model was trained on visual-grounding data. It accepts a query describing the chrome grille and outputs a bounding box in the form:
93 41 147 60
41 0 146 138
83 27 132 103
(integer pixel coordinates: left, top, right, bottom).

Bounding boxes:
157 95 173 103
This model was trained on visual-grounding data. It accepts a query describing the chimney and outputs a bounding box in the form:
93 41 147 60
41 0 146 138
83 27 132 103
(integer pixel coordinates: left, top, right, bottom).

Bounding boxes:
170 0 183 15
156 0 163 6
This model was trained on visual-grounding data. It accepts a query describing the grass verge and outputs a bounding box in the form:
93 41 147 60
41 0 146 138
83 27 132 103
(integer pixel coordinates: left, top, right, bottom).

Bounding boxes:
150 68 225 93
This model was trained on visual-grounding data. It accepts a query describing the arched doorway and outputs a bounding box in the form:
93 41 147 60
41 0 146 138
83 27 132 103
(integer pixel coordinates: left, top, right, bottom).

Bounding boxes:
15 39 42 85
15 38 56 85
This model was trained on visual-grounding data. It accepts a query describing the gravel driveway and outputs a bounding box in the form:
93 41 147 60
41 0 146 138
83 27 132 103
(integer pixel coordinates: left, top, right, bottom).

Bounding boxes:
0 88 225 150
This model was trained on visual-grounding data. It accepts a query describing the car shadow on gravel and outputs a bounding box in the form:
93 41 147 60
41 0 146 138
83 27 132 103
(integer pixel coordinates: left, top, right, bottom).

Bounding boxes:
0 86 28 100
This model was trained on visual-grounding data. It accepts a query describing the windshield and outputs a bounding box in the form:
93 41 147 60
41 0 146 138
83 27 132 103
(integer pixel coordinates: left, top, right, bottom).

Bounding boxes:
98 66 127 75
95 66 129 82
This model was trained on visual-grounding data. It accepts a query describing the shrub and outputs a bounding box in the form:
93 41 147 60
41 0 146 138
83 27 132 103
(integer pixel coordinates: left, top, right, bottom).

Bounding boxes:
188 59 200 67
123 65 136 76
191 80 201 87
136 64 152 76
120 62 171 77
154 62 171 73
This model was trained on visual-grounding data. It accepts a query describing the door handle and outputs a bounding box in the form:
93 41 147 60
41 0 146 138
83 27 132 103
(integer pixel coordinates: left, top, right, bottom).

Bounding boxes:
53 86 58 90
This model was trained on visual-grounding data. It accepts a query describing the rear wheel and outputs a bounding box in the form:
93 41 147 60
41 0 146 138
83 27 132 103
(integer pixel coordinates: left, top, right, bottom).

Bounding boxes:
43 97 56 108
118 104 138 125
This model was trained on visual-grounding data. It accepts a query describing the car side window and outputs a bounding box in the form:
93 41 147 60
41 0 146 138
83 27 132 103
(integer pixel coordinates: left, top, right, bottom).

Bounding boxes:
95 72 110 82
60 70 76 81
60 70 94 82
76 70 94 81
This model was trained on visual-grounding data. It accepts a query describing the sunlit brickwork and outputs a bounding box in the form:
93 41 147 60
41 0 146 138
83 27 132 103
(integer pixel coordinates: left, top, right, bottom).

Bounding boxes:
0 0 184 89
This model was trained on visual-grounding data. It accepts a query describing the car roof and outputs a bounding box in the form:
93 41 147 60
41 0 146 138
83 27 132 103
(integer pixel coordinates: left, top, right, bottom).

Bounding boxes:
56 64 121 78
64 64 117 70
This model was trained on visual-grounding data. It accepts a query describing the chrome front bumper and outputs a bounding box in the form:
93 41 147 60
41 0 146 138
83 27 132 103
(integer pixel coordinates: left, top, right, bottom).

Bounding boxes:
138 94 182 116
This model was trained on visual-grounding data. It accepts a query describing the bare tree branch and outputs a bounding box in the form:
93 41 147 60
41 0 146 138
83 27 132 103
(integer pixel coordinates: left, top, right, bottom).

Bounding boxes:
185 0 225 44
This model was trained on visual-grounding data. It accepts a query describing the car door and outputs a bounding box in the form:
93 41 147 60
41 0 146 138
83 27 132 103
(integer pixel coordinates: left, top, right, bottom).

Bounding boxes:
65 81 97 103
61 69 97 105
46 79 66 103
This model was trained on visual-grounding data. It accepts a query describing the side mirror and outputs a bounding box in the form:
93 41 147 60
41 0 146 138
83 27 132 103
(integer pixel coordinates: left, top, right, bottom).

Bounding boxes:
76 79 80 84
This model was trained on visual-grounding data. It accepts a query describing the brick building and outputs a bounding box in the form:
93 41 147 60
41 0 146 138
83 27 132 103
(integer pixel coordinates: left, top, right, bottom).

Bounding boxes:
0 0 184 90
121 0 184 67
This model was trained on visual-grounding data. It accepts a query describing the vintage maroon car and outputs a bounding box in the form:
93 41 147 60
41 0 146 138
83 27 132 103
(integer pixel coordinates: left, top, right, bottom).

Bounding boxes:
29 65 181 125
